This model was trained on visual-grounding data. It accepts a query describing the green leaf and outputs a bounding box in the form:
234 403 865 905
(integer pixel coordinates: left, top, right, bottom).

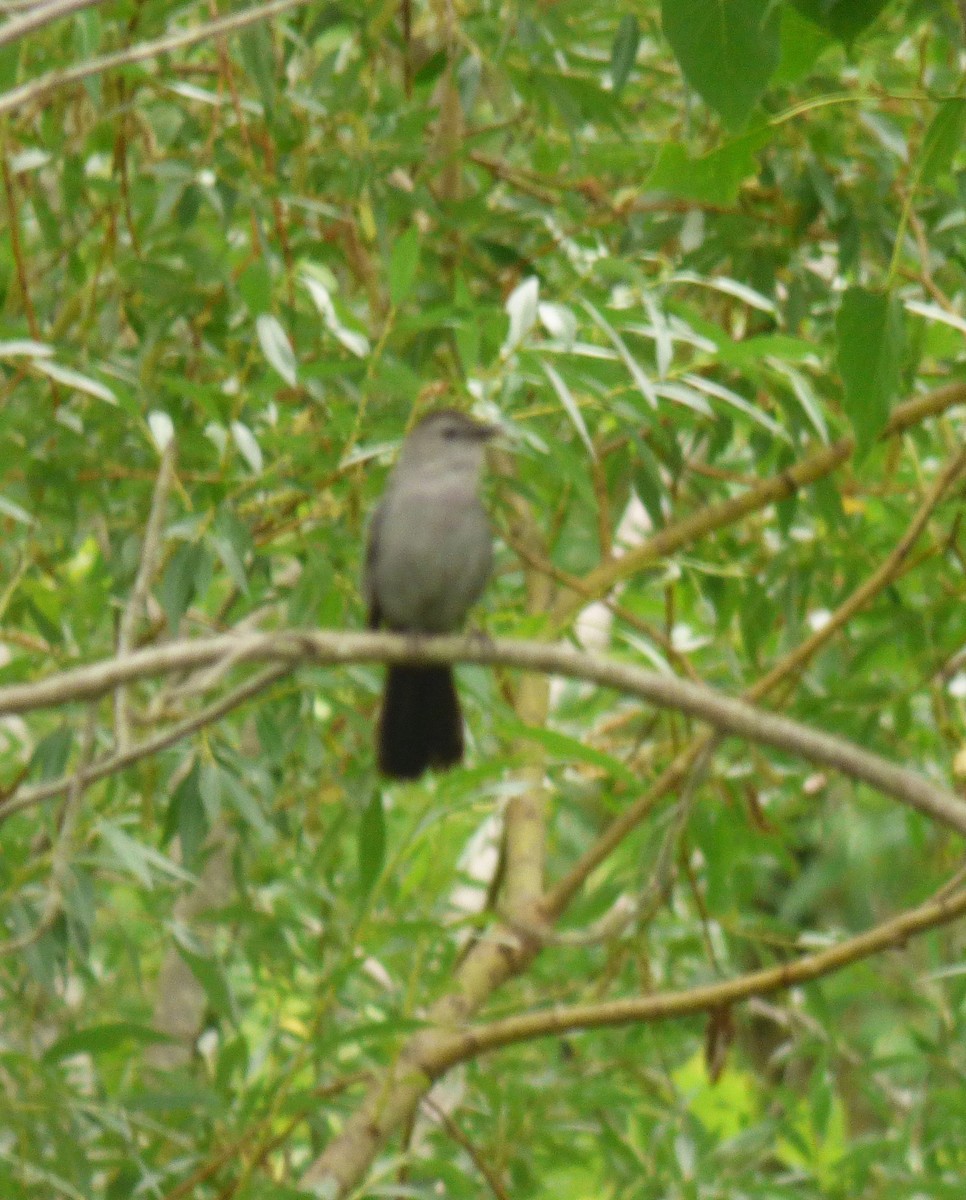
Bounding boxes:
176 940 237 1021
34 360 117 404
43 1022 170 1064
288 553 333 626
239 24 275 116
389 226 421 306
358 791 385 896
230 420 264 473
541 360 596 459
220 770 277 843
774 4 832 85
237 260 272 314
919 99 966 187
0 41 20 91
791 0 890 44
661 0 781 130
29 725 73 781
648 131 768 204
836 287 904 458
165 761 207 869
610 14 640 96
512 722 639 786
159 541 208 632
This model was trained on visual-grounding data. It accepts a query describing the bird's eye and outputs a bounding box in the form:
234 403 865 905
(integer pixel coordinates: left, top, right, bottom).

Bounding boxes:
442 426 458 440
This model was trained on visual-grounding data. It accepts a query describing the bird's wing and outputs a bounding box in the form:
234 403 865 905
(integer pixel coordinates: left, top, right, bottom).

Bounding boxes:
362 500 385 629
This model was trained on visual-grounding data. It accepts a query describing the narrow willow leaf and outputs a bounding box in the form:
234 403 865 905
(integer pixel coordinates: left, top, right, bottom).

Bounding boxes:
389 226 421 305
836 287 904 457
256 313 297 386
610 14 640 95
541 359 596 459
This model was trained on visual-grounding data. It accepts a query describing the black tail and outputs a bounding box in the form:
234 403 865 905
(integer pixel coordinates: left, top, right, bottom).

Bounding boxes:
377 665 464 780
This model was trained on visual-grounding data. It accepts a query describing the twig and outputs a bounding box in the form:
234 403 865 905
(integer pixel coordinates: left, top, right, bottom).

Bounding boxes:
0 0 311 118
115 438 176 749
0 0 101 50
0 662 291 824
421 1095 511 1200
545 440 966 915
0 125 40 338
550 380 966 627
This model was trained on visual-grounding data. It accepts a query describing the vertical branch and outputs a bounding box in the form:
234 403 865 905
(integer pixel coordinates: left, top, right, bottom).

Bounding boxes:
429 0 463 202
114 438 177 749
0 124 40 338
401 0 413 97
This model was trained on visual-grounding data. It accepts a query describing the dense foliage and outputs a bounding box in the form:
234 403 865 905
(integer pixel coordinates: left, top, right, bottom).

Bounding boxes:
0 1 964 1196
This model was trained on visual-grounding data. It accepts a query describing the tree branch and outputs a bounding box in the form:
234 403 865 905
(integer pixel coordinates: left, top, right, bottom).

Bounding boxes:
0 0 102 51
550 380 966 627
424 884 966 1074
0 629 962 833
545 439 966 915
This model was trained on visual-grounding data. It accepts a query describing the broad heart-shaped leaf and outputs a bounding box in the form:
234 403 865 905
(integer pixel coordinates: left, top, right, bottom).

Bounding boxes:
836 287 905 458
661 0 780 130
791 0 890 44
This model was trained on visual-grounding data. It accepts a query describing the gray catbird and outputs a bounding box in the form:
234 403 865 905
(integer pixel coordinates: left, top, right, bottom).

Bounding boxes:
363 409 497 780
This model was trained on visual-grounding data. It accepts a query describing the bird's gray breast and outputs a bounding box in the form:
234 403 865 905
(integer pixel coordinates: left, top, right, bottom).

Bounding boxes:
368 475 492 633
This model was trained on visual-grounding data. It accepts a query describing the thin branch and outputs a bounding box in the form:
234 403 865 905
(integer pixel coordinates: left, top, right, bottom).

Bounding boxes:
550 380 966 627
0 0 311 119
0 662 291 824
545 440 966 916
0 0 101 51
752 443 966 699
421 1096 511 1200
115 438 176 750
0 127 40 338
424 885 966 1074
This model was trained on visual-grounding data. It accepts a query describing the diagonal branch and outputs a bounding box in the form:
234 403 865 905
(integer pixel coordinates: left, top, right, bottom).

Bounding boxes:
0 662 291 824
545 439 966 915
0 0 311 119
0 0 102 51
550 380 966 627
424 884 966 1073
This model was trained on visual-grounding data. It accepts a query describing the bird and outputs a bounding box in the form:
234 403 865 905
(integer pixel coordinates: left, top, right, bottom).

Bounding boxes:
363 409 497 780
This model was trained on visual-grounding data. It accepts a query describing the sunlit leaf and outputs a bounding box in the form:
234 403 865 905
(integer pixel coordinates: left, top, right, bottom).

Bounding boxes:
256 313 298 386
